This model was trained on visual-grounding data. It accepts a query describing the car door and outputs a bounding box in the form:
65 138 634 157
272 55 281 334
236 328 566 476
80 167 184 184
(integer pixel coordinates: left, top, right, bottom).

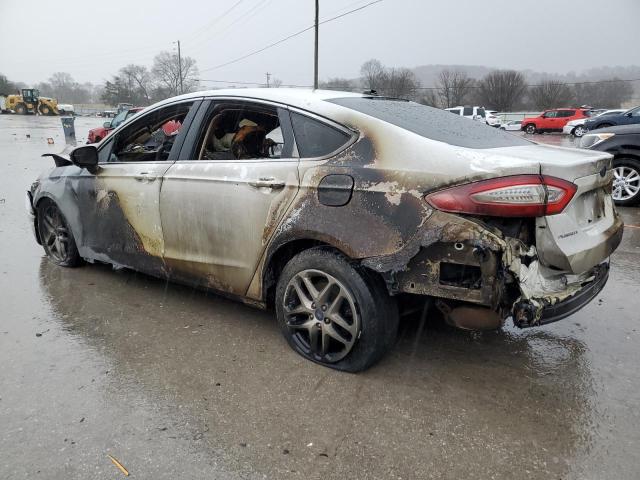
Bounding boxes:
159 98 299 296
620 107 640 126
76 100 199 275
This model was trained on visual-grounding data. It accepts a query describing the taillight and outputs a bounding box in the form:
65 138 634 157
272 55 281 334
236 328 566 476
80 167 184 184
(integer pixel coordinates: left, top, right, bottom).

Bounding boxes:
425 175 576 217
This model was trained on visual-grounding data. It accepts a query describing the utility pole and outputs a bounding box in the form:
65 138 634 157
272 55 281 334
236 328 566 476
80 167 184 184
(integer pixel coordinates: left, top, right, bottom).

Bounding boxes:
265 72 271 88
314 0 319 89
176 40 184 95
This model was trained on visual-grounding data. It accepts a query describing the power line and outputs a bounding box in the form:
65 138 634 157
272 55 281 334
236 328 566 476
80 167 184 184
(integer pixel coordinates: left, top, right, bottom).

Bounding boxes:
199 0 384 73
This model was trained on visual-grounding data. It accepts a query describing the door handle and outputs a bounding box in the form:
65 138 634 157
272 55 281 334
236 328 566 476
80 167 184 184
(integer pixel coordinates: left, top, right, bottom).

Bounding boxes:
249 177 286 189
134 172 157 182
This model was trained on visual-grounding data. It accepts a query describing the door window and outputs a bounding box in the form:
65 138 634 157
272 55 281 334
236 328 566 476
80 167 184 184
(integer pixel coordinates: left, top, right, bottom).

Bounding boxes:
290 111 352 158
630 107 640 117
463 107 473 116
107 101 194 163
543 111 557 118
195 102 288 160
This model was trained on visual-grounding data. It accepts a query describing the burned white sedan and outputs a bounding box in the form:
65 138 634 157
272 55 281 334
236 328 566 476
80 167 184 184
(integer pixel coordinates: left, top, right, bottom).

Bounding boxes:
27 89 623 371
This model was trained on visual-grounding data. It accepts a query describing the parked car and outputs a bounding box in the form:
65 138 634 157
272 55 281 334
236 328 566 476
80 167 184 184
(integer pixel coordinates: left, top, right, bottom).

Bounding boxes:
584 106 640 131
563 109 626 137
521 108 591 134
27 89 622 371
580 124 640 205
58 104 75 116
499 120 522 131
445 105 486 122
87 107 142 143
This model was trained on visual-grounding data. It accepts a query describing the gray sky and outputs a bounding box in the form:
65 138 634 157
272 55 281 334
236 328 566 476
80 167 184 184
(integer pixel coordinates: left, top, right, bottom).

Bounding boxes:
1 0 639 87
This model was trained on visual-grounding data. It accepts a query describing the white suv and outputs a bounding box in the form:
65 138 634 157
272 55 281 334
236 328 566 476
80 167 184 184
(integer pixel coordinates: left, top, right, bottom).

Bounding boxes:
446 106 486 122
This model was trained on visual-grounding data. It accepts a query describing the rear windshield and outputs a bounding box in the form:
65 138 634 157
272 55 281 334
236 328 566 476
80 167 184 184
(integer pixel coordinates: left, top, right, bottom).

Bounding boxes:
327 97 531 149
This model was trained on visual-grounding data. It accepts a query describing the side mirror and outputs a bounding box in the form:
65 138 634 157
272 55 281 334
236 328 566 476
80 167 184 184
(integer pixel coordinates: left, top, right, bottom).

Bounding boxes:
103 121 112 128
70 145 99 173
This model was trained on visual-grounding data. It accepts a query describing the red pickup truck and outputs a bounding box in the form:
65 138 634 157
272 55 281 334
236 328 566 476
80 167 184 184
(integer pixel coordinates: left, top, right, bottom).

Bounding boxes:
521 108 591 134
87 107 143 143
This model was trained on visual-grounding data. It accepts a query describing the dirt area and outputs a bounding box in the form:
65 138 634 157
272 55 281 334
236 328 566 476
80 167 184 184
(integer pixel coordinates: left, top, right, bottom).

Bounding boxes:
1 115 639 479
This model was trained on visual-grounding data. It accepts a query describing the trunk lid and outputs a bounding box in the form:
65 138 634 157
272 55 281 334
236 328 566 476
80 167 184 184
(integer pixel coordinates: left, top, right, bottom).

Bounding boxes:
489 144 622 274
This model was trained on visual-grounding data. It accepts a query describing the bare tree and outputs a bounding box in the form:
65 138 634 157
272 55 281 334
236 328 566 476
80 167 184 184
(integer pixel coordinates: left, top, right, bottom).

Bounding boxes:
437 69 475 108
384 68 420 99
572 78 634 108
271 78 283 88
528 80 574 109
360 59 387 91
319 77 354 91
477 70 527 111
419 89 440 108
120 64 153 104
152 51 199 97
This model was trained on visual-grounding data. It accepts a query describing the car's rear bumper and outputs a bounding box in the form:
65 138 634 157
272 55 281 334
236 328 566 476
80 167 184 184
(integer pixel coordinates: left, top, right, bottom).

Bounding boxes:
512 261 609 328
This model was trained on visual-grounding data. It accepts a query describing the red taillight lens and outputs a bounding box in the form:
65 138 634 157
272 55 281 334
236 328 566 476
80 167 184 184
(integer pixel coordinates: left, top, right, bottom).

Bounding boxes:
425 175 576 217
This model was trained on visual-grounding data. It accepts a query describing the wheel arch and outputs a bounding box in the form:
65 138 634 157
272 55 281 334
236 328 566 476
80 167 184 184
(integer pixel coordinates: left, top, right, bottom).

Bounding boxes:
260 236 351 308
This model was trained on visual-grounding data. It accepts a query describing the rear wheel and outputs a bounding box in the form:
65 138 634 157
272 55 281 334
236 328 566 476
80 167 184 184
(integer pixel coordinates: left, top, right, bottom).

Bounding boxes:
524 123 536 134
275 248 398 372
612 158 640 206
573 125 586 137
15 103 27 114
37 199 81 267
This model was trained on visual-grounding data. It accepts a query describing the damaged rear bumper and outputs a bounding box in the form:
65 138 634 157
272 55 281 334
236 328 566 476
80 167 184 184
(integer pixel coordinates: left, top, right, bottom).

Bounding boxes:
512 261 609 328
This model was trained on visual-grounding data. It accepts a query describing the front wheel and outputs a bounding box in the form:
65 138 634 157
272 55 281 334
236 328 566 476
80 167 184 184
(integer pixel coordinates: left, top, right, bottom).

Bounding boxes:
275 248 398 372
39 104 51 115
524 124 536 134
573 125 586 137
37 199 82 267
612 158 640 206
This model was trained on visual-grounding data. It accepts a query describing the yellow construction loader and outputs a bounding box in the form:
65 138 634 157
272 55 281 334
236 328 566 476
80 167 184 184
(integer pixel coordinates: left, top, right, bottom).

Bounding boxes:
5 89 59 115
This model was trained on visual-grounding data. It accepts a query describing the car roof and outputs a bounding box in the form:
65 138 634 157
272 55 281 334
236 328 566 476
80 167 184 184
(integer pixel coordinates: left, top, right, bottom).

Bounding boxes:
151 88 366 112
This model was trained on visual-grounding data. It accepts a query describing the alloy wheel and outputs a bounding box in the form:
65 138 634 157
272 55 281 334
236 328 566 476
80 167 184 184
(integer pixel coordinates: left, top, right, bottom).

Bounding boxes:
574 125 586 137
283 269 360 363
40 204 72 263
613 166 640 201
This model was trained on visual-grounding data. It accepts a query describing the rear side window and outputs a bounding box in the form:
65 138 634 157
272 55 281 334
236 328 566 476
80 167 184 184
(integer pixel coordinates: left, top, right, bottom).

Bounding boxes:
328 97 531 149
290 111 351 158
463 107 473 116
561 110 576 117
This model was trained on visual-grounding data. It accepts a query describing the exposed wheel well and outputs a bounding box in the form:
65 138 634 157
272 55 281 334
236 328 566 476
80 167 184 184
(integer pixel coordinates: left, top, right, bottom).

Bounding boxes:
263 239 331 308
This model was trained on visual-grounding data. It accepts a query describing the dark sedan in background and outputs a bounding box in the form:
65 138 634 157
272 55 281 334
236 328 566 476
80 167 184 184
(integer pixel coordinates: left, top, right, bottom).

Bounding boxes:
581 124 640 205
584 106 640 131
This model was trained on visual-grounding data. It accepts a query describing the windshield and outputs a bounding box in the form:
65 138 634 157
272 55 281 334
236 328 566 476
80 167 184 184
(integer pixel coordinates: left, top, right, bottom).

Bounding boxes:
111 109 128 128
327 97 531 149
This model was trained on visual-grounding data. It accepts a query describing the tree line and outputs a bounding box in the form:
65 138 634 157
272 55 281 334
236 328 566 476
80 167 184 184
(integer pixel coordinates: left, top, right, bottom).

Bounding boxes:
322 59 635 111
2 56 635 111
0 49 199 107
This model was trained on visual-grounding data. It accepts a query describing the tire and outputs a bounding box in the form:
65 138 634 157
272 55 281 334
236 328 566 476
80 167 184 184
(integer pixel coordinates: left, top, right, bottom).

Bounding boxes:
37 199 81 267
15 103 27 115
39 104 51 115
573 125 586 137
275 247 398 372
612 158 640 206
524 123 536 134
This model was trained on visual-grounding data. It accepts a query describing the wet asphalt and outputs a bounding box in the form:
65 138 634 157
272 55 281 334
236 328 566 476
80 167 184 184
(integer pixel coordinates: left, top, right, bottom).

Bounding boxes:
1 115 639 479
